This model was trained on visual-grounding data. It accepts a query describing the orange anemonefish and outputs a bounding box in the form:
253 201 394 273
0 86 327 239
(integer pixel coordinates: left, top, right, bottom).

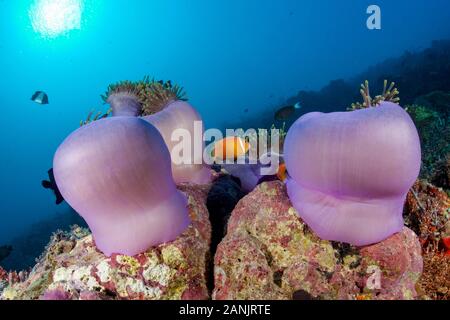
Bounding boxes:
212 136 250 161
277 162 288 182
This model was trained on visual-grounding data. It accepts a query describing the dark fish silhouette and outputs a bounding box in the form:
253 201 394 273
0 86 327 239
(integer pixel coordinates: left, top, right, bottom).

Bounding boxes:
42 168 64 205
31 91 49 104
0 245 12 263
274 102 301 121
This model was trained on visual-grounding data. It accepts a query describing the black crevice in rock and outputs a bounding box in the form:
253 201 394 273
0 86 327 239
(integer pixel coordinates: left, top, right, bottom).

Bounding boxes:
205 174 246 292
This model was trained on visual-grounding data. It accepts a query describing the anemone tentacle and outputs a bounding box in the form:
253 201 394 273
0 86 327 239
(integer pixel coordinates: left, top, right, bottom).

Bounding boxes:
101 77 187 117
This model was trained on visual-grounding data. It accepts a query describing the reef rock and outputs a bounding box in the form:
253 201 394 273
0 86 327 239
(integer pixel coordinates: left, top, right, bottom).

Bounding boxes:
403 180 450 300
404 180 450 247
1 184 211 300
0 267 8 294
213 181 423 300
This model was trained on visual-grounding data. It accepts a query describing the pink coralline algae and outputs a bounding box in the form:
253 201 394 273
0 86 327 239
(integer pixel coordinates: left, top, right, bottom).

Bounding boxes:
53 117 190 256
40 287 72 300
213 181 423 300
1 184 211 300
284 102 421 246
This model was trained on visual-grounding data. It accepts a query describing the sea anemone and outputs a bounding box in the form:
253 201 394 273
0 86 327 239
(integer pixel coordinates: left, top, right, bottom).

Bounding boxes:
101 77 210 184
143 100 211 184
102 77 187 116
285 101 421 246
53 117 190 256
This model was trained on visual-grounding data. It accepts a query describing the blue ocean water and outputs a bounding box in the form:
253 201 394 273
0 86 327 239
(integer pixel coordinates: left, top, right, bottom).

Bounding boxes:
0 0 449 248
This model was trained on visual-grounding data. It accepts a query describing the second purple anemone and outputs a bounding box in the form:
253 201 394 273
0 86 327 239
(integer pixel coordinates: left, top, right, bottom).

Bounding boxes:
284 82 421 246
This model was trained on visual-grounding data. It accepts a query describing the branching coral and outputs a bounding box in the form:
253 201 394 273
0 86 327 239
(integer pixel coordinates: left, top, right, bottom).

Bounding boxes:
349 80 400 111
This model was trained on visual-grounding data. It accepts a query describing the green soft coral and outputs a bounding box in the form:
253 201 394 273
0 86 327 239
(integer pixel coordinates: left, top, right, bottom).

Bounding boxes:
405 95 450 182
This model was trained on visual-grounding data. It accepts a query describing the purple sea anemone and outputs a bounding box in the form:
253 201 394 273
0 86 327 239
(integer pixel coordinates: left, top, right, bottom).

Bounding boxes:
143 100 211 184
104 78 211 184
53 117 190 256
285 102 421 246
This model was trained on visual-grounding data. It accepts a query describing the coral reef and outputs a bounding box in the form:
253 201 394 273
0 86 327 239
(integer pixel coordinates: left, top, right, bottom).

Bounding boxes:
430 156 450 192
403 180 450 299
404 180 450 249
418 249 450 300
1 184 211 300
288 40 450 114
213 181 423 300
0 267 8 294
226 40 450 142
53 117 191 256
0 209 86 271
406 91 450 186
284 102 421 245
